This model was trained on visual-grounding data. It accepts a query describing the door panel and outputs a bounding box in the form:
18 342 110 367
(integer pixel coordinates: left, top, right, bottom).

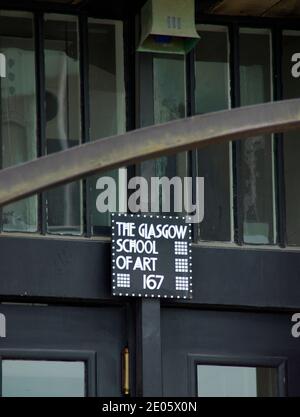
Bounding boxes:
0 304 127 397
161 308 299 397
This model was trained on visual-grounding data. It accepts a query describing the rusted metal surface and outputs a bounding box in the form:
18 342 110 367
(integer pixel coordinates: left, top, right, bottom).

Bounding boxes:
0 99 300 207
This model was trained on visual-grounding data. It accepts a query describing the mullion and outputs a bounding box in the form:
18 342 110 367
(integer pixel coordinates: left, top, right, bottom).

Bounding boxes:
123 14 137 208
229 23 243 245
272 26 286 247
79 12 91 237
0 64 2 232
0 357 2 397
185 48 197 241
34 11 47 235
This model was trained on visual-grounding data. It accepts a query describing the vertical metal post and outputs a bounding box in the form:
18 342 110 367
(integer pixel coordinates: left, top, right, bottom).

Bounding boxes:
35 11 47 235
229 23 243 245
186 48 197 241
136 299 162 397
79 12 91 237
273 26 286 247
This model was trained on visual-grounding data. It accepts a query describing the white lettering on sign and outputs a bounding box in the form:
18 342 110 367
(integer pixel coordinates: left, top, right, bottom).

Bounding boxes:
111 213 193 299
0 313 6 338
143 274 164 290
133 257 157 271
116 255 133 270
115 221 188 240
138 223 188 240
116 239 158 254
115 221 136 237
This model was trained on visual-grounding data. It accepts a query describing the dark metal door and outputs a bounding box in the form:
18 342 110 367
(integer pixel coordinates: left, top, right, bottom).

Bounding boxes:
161 308 300 397
0 304 127 397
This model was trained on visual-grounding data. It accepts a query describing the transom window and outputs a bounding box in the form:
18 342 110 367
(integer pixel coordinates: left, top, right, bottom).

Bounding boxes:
0 11 125 237
0 9 299 248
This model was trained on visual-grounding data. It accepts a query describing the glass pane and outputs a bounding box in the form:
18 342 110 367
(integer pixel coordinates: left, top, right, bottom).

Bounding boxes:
195 26 231 241
2 360 85 397
140 54 187 215
154 55 187 214
239 29 275 244
282 31 300 245
44 14 82 235
0 11 37 232
197 365 278 397
88 20 126 233
153 56 185 125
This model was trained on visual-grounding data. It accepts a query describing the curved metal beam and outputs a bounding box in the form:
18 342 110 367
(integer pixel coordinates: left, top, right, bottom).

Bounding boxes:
0 98 300 207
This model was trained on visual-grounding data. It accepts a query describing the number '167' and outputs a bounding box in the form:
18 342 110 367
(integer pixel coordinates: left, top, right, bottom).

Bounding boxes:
143 275 164 290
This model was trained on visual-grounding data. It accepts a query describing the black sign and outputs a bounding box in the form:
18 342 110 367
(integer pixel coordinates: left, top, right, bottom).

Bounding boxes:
111 213 193 299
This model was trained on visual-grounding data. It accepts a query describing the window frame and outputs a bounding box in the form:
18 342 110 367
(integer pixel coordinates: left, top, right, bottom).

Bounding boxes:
0 348 97 397
238 27 276 245
194 24 233 243
0 6 130 238
187 353 287 397
0 3 299 246
191 14 300 248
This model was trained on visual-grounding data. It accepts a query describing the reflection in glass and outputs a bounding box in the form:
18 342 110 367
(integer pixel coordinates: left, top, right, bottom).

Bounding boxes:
239 29 275 244
282 31 300 245
197 365 277 397
2 360 85 397
88 20 126 233
195 26 231 241
0 11 37 232
140 55 187 215
44 14 82 235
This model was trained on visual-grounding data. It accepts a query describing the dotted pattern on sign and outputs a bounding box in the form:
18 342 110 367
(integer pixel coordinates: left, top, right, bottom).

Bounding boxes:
116 273 130 288
174 241 188 256
175 276 189 291
175 258 189 273
111 213 193 299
